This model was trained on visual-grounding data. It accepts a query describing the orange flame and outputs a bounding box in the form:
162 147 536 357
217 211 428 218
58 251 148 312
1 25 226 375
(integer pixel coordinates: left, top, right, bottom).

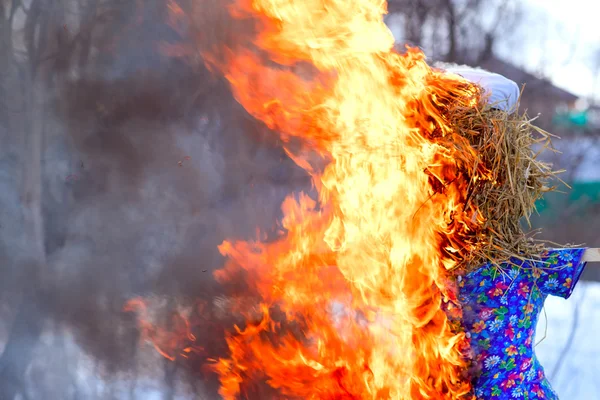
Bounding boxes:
199 0 483 398
127 0 494 398
124 298 204 362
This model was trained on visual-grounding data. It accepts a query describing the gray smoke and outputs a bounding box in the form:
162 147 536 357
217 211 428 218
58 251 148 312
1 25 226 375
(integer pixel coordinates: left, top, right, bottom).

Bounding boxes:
0 0 313 398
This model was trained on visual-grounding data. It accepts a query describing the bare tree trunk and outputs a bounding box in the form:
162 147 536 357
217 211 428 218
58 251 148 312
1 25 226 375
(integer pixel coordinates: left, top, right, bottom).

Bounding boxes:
0 66 48 400
78 0 99 71
443 0 458 62
163 358 178 400
128 336 138 400
0 293 46 399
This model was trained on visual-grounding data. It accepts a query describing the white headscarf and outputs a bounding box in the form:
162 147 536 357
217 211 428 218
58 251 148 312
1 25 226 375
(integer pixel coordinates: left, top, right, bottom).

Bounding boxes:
439 64 520 113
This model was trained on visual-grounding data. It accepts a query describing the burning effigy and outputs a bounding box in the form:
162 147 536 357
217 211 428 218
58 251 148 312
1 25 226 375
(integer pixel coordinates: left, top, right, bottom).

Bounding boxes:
125 0 597 399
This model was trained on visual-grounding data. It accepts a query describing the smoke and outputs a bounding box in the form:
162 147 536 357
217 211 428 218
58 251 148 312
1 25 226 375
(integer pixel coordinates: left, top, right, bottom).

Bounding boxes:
0 0 312 397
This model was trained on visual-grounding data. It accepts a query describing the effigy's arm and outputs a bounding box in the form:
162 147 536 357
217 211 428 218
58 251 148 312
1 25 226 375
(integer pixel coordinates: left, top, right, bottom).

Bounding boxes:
549 248 600 262
534 248 594 299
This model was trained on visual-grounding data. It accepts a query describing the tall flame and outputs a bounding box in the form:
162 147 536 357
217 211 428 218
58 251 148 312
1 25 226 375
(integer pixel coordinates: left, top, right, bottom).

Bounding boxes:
202 0 480 398
126 0 491 398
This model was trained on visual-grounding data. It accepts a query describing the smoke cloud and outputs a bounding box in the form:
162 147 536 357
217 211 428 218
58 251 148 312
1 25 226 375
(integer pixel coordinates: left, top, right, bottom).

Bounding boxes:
0 0 312 397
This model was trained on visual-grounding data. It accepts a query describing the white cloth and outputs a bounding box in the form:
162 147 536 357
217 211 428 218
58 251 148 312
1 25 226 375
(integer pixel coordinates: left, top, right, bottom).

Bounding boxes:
444 66 520 112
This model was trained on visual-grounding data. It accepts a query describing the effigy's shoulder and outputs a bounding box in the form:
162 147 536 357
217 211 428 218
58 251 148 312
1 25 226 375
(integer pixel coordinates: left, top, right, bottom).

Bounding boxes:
464 260 527 280
460 260 537 295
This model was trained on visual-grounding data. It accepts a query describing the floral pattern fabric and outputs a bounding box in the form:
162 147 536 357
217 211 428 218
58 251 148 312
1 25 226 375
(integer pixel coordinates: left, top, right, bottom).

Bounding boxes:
459 248 587 399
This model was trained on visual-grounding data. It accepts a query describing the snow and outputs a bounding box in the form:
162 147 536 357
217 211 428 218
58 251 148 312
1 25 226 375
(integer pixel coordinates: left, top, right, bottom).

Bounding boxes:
67 281 600 399
94 282 600 399
12 281 599 398
535 280 600 398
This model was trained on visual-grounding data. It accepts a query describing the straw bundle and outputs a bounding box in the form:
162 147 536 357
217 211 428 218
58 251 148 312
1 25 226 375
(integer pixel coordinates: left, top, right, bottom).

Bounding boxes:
436 85 564 272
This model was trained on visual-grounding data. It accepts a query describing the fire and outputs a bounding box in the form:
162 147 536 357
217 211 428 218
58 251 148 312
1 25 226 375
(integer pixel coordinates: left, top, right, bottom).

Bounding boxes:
128 0 490 398
124 298 204 361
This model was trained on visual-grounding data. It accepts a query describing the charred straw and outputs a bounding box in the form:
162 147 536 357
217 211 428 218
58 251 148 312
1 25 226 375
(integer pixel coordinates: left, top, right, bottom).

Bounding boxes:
437 83 568 272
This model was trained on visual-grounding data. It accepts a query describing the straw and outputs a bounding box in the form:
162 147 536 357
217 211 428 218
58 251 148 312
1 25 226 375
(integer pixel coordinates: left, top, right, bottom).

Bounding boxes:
425 79 568 273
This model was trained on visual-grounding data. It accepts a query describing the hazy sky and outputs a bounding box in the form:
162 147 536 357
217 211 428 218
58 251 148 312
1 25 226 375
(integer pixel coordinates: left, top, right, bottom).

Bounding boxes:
387 1 600 101
504 0 600 100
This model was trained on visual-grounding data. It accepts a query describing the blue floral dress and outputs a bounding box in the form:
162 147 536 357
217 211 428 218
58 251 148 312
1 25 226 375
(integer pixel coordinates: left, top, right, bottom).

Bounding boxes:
458 248 588 399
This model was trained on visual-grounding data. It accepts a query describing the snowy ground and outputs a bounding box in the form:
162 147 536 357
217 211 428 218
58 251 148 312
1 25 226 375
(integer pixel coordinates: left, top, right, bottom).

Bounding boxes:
535 280 600 398
99 281 600 399
10 281 599 399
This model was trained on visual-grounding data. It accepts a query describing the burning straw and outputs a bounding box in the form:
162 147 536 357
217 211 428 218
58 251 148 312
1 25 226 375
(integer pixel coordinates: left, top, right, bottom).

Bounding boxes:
435 80 564 272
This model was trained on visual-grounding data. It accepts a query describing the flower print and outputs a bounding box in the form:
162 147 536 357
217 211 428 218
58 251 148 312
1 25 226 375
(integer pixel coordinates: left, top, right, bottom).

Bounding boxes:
477 293 490 303
500 358 517 372
488 281 509 297
544 278 559 291
505 344 518 356
484 355 501 369
525 368 536 381
558 251 574 263
507 372 520 382
530 285 542 301
474 352 487 363
532 384 544 397
545 253 559 265
522 303 534 314
480 264 495 275
459 248 586 399
517 282 530 298
476 338 491 351
501 377 517 389
473 320 486 333
537 370 545 380
527 329 535 339
504 326 515 340
518 344 527 355
517 316 532 329
480 308 494 320
494 306 508 317
488 318 503 332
